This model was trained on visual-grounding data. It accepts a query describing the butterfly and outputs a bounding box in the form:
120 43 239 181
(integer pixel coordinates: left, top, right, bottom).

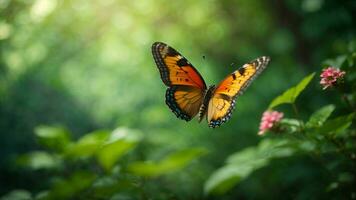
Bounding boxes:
152 42 270 128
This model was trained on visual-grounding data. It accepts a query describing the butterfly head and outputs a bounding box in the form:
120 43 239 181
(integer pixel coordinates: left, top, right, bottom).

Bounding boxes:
205 85 216 105
207 85 216 91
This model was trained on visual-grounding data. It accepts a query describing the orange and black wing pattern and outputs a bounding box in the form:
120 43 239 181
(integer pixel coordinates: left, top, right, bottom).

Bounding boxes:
207 56 270 128
152 42 207 121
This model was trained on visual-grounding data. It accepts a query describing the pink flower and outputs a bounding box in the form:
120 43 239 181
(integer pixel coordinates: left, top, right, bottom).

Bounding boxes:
320 67 346 90
258 110 284 135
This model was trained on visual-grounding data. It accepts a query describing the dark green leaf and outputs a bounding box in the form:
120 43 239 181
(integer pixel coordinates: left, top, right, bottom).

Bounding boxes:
326 182 339 192
317 113 355 136
323 55 347 68
205 139 295 195
46 171 96 199
0 190 32 200
306 105 335 128
279 118 303 133
90 177 124 198
34 191 49 200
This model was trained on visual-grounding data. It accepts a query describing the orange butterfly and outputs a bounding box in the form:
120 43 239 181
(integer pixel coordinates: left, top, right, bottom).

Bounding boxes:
152 42 270 128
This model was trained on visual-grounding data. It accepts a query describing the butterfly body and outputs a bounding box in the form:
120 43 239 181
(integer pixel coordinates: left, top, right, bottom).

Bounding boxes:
198 85 216 122
152 42 270 128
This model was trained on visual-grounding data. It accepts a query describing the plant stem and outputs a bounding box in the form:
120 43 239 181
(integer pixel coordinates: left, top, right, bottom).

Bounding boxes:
139 177 148 200
292 103 305 133
325 135 355 162
292 103 300 119
341 93 356 112
336 85 356 112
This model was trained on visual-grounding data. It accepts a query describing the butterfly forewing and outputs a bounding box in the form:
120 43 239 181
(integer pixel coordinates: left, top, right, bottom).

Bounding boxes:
152 42 207 121
152 42 207 89
207 56 270 128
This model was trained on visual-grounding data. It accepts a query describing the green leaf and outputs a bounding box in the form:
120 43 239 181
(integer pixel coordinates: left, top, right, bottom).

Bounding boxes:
16 151 61 170
65 128 141 170
35 191 50 200
205 139 295 195
0 190 32 200
65 130 110 158
90 176 127 199
204 164 255 195
46 171 96 199
96 128 141 171
280 118 302 127
306 105 335 128
268 88 295 109
226 139 292 165
294 73 315 98
323 55 347 68
96 140 137 171
269 73 315 109
256 139 296 158
35 125 71 152
317 113 355 136
226 147 260 165
279 118 304 133
129 148 207 177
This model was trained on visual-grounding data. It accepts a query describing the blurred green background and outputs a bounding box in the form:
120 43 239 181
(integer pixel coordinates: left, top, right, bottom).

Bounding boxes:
0 0 355 199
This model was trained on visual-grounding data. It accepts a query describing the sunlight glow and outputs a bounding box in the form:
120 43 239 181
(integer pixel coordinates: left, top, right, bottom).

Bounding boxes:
0 22 11 40
30 0 57 22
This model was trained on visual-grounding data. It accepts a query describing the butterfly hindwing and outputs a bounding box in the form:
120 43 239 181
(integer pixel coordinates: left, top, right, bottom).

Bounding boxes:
207 56 270 128
152 42 207 121
166 86 205 121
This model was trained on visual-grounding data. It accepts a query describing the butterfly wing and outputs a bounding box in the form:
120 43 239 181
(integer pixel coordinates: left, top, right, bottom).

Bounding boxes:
166 85 206 121
207 56 270 128
152 42 207 121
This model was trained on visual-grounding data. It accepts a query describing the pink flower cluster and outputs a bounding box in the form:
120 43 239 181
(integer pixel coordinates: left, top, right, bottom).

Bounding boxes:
258 110 284 135
320 67 346 90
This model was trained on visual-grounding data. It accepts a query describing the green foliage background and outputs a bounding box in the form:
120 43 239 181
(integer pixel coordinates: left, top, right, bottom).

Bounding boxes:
0 0 355 199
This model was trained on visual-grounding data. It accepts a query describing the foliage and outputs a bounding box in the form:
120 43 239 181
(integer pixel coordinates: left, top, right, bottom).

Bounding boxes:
268 73 315 109
205 139 298 194
34 126 71 152
305 104 335 128
128 148 207 177
205 50 356 197
1 0 355 199
9 127 205 199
